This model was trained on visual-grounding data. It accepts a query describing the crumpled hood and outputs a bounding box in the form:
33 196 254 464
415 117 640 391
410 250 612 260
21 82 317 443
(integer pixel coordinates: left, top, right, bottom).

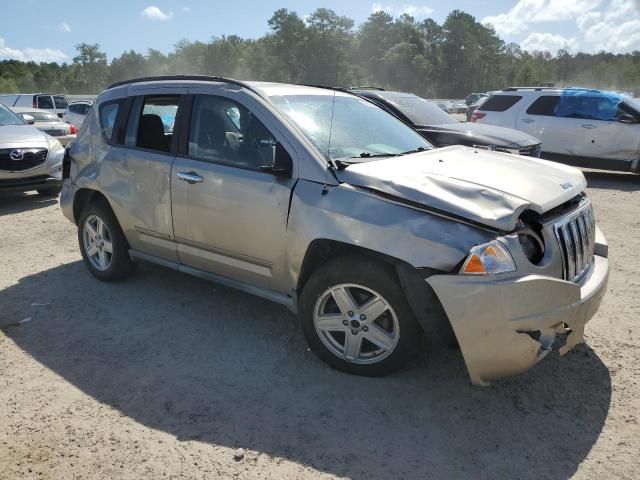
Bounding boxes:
336 145 587 231
0 125 48 148
422 122 540 147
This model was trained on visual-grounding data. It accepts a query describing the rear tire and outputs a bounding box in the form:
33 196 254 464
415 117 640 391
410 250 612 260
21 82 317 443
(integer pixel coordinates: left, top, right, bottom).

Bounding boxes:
299 256 422 376
78 200 135 282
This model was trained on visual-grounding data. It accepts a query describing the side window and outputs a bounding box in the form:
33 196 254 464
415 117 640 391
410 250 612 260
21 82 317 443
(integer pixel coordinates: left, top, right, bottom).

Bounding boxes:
188 95 276 170
479 95 522 112
99 100 121 142
526 96 560 116
37 95 54 109
81 104 92 115
128 96 181 153
54 96 68 109
69 105 79 114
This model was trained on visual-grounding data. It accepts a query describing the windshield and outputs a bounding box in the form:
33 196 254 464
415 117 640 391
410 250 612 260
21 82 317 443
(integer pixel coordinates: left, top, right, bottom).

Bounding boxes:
623 96 640 112
270 93 432 162
0 105 26 126
379 93 455 126
20 111 59 122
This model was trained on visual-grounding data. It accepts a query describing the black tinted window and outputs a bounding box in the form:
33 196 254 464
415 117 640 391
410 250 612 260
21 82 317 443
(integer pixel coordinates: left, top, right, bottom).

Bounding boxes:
37 95 53 109
526 96 560 116
99 100 120 142
54 96 68 109
479 95 521 112
188 95 276 170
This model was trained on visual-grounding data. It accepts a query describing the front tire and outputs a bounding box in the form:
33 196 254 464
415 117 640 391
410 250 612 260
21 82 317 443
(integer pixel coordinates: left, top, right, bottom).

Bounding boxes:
78 200 135 282
299 256 422 376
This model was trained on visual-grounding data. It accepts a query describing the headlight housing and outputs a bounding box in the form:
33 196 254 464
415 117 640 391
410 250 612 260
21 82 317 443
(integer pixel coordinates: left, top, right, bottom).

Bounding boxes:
461 240 516 275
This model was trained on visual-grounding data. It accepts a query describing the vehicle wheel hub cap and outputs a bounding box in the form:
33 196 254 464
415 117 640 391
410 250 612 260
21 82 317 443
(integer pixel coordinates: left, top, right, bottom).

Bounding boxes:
313 283 400 365
82 214 113 272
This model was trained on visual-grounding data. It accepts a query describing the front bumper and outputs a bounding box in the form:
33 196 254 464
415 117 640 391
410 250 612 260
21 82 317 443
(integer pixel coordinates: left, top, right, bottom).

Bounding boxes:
427 238 609 386
0 148 64 194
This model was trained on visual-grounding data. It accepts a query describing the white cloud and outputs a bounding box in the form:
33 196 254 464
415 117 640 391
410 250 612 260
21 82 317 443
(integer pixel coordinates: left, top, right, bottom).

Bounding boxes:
0 38 68 63
520 32 578 53
578 0 640 52
182 6 191 13
371 3 434 18
58 22 71 33
141 6 173 21
482 0 602 36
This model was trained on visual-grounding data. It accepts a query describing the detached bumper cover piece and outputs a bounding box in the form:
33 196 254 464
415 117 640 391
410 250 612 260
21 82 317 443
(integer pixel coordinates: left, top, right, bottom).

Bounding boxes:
427 233 609 386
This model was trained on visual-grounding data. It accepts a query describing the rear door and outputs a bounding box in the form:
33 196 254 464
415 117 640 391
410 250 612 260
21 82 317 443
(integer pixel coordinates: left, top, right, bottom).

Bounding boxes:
53 95 68 118
515 95 570 154
171 89 297 291
119 86 188 262
36 95 55 113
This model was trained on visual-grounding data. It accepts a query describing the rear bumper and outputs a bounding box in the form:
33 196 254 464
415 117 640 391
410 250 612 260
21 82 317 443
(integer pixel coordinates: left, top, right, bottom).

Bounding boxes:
427 235 609 386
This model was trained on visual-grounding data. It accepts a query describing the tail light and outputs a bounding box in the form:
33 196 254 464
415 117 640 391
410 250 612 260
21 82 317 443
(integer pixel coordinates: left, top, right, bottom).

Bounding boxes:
471 112 486 123
69 124 78 135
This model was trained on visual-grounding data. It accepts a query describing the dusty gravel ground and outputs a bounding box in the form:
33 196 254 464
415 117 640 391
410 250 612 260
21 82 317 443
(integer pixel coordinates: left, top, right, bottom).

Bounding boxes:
0 170 639 480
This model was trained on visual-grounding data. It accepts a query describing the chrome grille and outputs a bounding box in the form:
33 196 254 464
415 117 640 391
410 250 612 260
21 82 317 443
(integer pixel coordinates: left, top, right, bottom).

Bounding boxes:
0 148 48 172
554 203 596 282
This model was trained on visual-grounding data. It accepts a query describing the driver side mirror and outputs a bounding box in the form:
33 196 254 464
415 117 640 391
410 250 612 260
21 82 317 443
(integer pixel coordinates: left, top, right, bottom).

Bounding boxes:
261 141 293 177
619 113 637 124
22 114 35 125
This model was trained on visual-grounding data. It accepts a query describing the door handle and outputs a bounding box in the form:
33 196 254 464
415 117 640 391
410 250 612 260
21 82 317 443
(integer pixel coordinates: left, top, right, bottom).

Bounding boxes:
521 118 534 124
581 124 597 129
176 171 204 184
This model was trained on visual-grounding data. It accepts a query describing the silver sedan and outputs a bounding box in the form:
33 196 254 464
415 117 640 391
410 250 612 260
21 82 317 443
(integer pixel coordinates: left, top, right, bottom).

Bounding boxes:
12 107 77 146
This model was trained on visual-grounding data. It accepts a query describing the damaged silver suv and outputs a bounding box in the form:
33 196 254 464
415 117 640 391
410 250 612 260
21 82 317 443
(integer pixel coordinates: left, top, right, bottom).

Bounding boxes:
60 76 609 385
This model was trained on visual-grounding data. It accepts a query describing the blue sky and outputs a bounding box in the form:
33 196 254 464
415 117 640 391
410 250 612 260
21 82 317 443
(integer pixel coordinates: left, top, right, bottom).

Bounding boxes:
1 0 639 63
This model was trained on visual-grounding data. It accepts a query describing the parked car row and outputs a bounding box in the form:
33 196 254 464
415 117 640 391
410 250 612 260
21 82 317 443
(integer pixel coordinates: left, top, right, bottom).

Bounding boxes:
52 75 609 387
472 87 640 174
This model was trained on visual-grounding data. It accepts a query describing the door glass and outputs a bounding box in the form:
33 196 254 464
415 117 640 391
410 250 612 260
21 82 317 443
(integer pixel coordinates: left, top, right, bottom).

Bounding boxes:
188 95 276 169
37 95 54 109
54 96 68 109
526 96 560 116
135 96 180 153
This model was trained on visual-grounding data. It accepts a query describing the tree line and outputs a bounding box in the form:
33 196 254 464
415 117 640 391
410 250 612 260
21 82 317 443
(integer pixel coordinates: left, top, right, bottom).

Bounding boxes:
1 8 639 98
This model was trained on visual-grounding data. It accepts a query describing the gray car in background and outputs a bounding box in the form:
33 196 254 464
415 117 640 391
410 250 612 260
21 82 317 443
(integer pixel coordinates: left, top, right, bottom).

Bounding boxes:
0 104 65 196
60 76 609 385
12 107 78 146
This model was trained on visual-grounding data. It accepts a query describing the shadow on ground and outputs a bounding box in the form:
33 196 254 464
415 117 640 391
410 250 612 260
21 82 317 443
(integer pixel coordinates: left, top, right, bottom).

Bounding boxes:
584 170 639 192
0 192 58 217
1 261 612 479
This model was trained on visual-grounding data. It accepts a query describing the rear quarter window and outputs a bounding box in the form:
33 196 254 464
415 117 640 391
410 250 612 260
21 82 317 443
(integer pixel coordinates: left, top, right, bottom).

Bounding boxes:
99 100 121 142
479 95 522 112
526 96 561 116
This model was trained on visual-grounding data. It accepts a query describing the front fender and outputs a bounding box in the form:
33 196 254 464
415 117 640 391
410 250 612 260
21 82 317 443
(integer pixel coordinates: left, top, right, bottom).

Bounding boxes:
284 180 496 291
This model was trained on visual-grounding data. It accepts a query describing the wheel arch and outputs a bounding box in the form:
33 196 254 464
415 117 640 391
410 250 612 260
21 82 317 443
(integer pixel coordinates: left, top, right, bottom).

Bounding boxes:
73 188 110 225
296 238 457 347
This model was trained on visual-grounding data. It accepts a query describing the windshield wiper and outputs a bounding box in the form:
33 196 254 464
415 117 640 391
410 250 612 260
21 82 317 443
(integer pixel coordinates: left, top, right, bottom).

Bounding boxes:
399 146 429 155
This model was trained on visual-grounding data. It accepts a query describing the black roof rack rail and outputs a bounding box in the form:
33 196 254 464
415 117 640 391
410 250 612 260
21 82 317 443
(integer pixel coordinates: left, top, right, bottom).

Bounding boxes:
301 83 351 93
502 86 559 91
106 75 266 98
348 86 386 91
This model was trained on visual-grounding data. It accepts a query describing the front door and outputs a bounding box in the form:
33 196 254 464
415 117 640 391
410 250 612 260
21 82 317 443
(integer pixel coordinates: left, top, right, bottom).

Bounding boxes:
171 93 296 291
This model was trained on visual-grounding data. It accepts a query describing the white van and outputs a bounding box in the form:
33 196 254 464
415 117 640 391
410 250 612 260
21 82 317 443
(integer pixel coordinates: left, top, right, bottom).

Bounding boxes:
0 93 69 119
